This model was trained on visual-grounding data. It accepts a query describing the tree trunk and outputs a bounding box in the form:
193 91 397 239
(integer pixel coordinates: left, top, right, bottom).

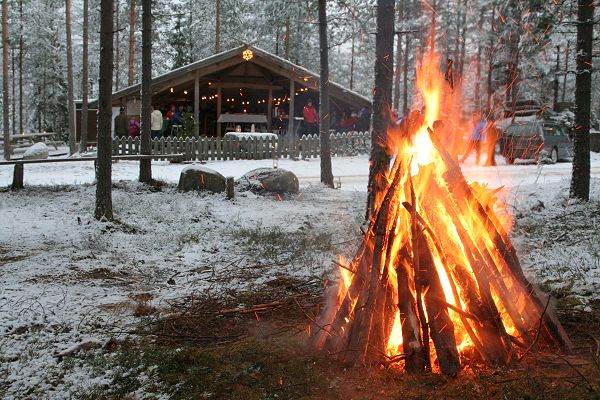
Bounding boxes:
458 0 468 78
569 0 593 201
95 0 114 220
215 0 220 53
66 0 76 154
350 34 355 90
115 0 120 91
285 16 290 60
275 25 280 56
2 0 10 160
18 0 23 136
505 1 520 111
474 7 483 111
485 3 496 113
11 48 15 136
553 46 560 112
80 0 89 150
393 0 403 112
562 40 570 103
139 0 152 182
318 0 333 188
128 0 136 86
366 0 394 220
402 0 411 114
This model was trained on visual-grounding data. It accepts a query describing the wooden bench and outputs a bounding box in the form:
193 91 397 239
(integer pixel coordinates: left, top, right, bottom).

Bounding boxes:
0 154 184 190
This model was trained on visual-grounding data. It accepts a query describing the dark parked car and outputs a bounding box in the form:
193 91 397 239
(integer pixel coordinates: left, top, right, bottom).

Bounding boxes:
501 120 573 164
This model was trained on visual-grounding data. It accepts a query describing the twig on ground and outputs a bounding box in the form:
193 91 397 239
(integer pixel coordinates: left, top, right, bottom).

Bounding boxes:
332 259 366 280
518 296 551 361
293 297 337 338
555 353 597 392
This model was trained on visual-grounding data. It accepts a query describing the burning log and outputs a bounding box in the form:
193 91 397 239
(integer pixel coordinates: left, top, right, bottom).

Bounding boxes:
408 176 432 371
402 200 510 366
395 256 425 372
428 129 573 354
417 234 461 376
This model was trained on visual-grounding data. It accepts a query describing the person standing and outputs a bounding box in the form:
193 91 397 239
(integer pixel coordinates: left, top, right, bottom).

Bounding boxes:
302 98 319 135
128 115 140 138
461 112 486 165
484 120 499 166
150 105 163 139
114 106 128 137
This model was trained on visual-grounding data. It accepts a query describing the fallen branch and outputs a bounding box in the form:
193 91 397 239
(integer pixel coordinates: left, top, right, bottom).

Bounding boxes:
518 296 551 361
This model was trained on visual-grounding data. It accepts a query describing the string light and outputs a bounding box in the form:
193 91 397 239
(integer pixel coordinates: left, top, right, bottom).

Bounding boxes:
170 87 174 93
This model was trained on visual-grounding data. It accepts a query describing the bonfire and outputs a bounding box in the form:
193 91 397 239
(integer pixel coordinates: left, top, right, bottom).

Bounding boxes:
313 46 572 376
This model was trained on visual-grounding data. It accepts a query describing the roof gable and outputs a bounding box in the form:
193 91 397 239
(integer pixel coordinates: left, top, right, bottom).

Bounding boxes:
88 44 371 109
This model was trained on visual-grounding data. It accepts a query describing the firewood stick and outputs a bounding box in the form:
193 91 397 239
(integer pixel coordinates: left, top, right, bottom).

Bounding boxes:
395 255 426 372
428 129 573 354
325 158 405 350
417 161 530 343
411 170 520 360
332 259 367 280
418 234 461 376
402 201 492 364
408 175 432 371
345 161 405 366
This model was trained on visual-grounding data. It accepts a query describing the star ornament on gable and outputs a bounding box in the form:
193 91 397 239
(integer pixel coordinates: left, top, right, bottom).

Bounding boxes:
242 49 254 61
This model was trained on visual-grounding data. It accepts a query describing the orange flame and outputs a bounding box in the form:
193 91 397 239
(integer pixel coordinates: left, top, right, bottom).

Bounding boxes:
320 40 544 370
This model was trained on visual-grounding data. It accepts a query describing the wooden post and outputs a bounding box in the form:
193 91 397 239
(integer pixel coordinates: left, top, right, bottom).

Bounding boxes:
217 85 222 138
226 176 234 199
288 79 295 156
267 86 273 131
12 163 24 189
194 72 200 137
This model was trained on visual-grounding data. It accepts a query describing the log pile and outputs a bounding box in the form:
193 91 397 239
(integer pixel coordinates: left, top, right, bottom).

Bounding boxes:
313 126 572 376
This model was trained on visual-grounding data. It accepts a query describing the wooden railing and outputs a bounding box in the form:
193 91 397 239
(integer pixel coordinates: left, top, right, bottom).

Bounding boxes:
111 131 371 161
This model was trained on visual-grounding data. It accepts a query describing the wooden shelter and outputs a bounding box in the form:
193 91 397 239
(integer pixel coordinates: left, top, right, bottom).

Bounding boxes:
80 44 370 142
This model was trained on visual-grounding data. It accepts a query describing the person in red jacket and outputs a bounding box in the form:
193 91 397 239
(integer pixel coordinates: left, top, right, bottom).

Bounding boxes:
302 98 319 136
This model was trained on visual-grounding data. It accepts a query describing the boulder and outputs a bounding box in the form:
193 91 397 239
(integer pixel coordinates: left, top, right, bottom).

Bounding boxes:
23 142 49 160
237 168 299 194
178 165 226 193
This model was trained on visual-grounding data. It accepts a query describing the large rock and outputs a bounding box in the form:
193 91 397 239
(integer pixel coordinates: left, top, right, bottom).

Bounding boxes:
237 168 299 194
23 142 49 160
178 165 226 193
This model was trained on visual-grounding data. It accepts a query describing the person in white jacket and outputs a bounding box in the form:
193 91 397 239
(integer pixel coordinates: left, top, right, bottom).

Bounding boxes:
150 105 164 139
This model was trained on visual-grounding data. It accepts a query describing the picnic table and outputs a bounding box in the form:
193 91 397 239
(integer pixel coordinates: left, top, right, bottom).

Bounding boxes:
224 132 278 140
0 154 184 190
7 132 63 150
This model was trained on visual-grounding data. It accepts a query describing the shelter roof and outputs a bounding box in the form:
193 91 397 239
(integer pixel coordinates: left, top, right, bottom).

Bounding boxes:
86 44 371 109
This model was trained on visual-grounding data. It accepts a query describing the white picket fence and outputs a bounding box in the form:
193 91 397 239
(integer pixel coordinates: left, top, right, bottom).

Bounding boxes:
111 131 371 161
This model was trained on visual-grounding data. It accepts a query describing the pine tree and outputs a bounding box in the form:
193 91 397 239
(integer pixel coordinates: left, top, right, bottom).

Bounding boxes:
66 0 76 154
80 0 90 150
139 0 152 183
366 0 394 220
318 0 333 188
2 0 10 160
95 0 115 220
570 0 594 200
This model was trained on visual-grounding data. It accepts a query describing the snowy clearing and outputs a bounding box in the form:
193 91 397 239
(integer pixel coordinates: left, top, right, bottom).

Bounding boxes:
0 153 599 398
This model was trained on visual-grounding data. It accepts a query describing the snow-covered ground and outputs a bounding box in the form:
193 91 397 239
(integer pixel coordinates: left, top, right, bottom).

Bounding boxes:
0 150 599 398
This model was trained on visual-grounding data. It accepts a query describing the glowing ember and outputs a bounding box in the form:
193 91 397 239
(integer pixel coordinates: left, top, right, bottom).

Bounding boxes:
312 42 572 375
